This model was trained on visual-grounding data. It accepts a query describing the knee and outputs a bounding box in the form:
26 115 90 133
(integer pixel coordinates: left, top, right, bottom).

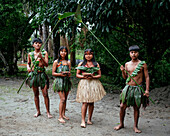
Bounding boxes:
120 103 126 110
42 92 48 98
133 105 140 111
34 94 39 100
60 98 66 103
83 102 88 106
34 92 39 98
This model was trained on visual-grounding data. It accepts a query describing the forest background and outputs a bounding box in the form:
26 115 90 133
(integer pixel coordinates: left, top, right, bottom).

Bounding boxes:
0 0 169 90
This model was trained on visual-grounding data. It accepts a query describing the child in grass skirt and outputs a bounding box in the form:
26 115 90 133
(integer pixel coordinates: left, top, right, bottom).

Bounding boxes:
52 46 71 123
76 49 106 128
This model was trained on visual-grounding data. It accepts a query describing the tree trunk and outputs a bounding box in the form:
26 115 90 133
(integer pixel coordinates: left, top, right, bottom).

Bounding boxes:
21 48 27 63
48 38 53 58
53 27 60 60
5 44 17 75
0 51 9 72
70 25 76 67
43 22 48 52
39 25 43 41
13 43 18 74
79 26 88 48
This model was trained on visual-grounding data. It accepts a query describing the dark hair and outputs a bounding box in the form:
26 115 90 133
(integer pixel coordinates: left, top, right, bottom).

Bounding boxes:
81 49 97 67
129 45 140 51
32 38 42 44
57 46 68 63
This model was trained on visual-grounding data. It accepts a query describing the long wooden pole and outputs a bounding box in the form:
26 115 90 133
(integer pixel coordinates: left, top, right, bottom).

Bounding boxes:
80 21 155 104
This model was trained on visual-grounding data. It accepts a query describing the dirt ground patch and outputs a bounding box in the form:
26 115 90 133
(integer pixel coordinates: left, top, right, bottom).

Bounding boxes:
0 77 170 136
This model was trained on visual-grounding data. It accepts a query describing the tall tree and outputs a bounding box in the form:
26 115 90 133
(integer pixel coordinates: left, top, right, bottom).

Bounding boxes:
0 0 39 74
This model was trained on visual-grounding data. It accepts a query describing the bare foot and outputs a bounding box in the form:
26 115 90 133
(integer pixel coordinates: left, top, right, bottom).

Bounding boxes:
134 127 142 133
87 121 93 125
58 118 65 123
81 123 86 128
34 112 41 118
47 113 53 119
114 124 124 130
63 115 69 120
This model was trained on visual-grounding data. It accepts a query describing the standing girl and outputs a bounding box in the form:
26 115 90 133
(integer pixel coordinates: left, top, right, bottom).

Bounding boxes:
52 46 71 123
76 49 106 128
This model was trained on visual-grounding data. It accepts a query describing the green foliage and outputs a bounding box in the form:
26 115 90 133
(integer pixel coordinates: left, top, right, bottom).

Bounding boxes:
76 0 169 88
152 48 170 87
74 4 82 23
1 0 169 89
0 0 38 74
75 66 99 74
58 12 75 20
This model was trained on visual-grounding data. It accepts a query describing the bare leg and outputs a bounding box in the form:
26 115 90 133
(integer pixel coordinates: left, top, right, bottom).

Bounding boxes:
81 102 88 128
133 105 141 133
58 91 66 123
42 85 52 118
87 103 94 125
114 103 127 130
32 87 41 117
62 91 69 120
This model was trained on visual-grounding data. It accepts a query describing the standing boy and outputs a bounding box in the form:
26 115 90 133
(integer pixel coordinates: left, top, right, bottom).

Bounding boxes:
114 45 149 133
26 38 52 118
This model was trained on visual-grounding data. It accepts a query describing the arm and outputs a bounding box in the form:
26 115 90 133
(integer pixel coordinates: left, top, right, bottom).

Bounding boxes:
91 63 101 79
120 63 127 79
143 63 150 97
76 62 85 79
27 53 32 73
52 60 66 77
68 61 71 77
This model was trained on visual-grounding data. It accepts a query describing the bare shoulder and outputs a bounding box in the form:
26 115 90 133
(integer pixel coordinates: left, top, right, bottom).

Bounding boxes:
143 62 148 68
78 62 83 66
125 61 131 66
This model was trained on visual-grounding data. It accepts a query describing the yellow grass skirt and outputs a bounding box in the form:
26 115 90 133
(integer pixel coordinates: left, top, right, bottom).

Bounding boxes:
76 79 106 103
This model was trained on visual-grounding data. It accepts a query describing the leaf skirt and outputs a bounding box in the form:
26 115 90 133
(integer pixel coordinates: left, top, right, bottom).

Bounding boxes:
53 77 71 92
76 79 106 103
120 85 149 108
26 72 49 89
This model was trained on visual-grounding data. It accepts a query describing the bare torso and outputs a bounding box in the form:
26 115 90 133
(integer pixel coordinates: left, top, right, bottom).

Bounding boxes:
27 51 48 72
125 60 144 86
33 52 45 68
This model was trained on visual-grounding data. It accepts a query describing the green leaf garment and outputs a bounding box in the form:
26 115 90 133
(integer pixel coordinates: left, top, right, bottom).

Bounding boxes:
26 50 49 89
75 66 100 74
53 61 71 92
120 61 149 108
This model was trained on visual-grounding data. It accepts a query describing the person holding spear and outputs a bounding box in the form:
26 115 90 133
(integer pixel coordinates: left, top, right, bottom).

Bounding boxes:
114 45 149 133
26 38 53 118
